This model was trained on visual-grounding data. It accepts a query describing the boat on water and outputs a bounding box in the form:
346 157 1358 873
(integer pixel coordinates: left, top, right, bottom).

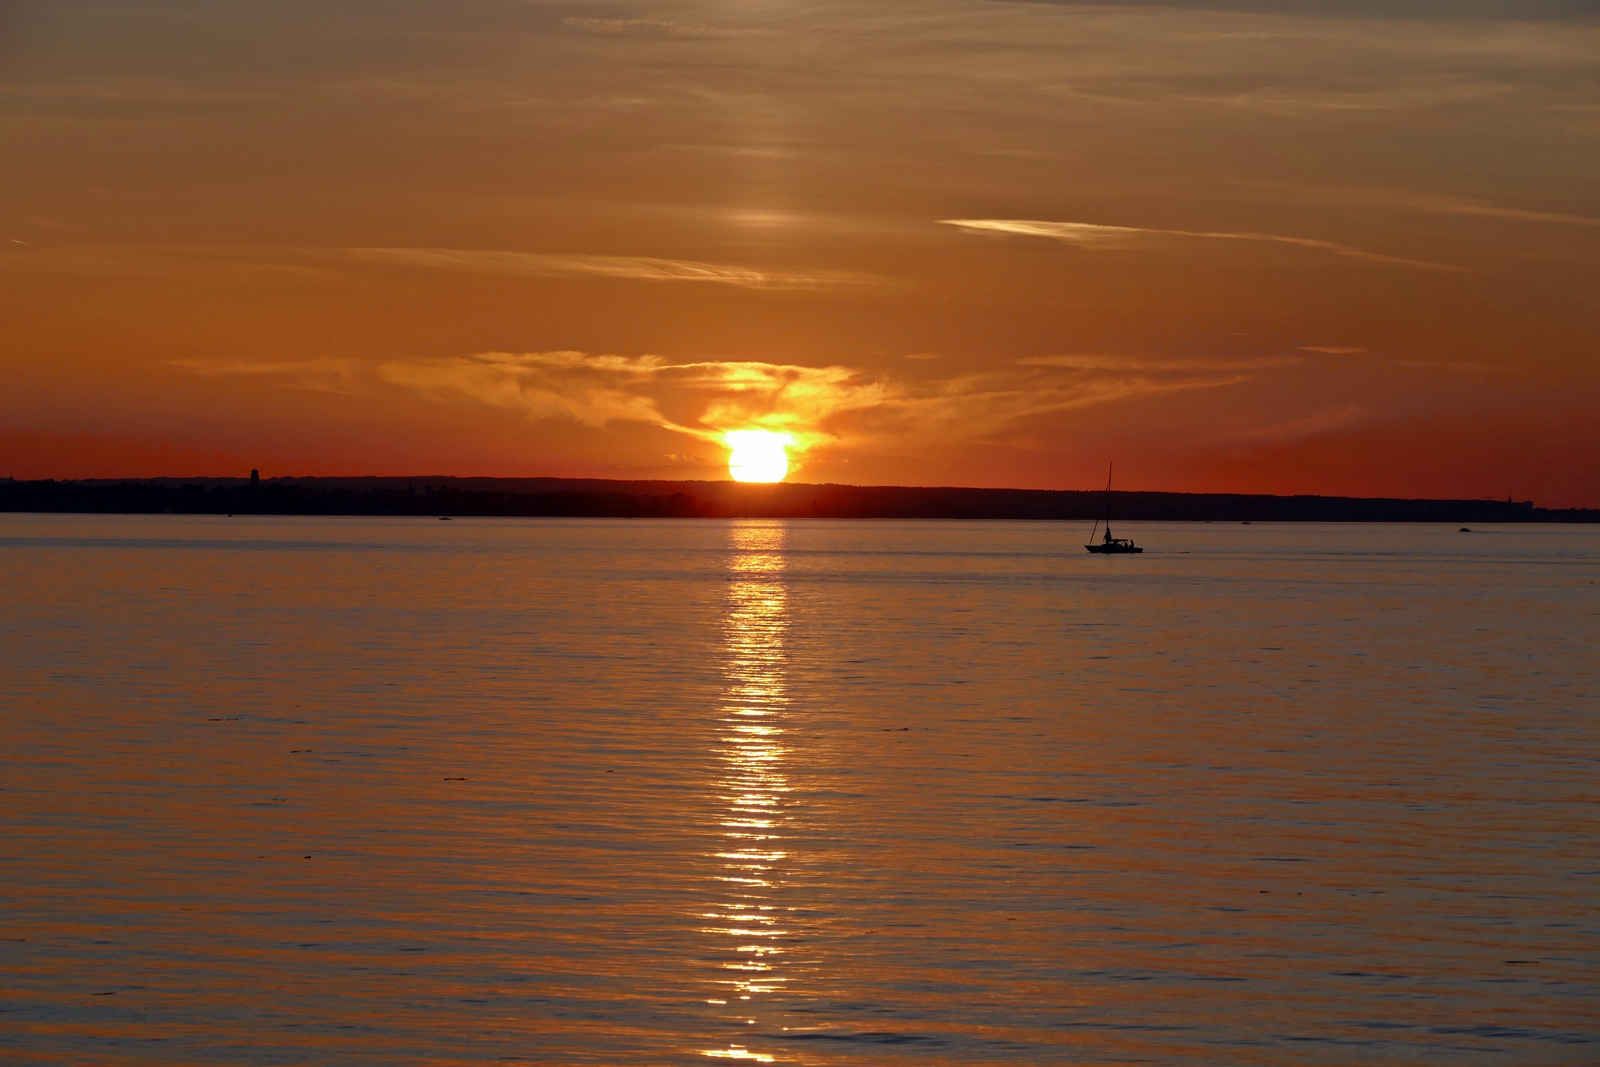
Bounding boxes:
1085 463 1143 554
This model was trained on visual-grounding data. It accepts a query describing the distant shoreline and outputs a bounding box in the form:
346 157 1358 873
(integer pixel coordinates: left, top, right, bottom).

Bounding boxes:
3 476 1595 523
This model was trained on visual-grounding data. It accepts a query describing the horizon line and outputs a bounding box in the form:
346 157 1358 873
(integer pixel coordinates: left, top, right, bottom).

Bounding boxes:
3 472 1570 508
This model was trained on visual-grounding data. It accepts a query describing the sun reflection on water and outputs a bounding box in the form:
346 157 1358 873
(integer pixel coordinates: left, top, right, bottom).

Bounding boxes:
701 521 793 1063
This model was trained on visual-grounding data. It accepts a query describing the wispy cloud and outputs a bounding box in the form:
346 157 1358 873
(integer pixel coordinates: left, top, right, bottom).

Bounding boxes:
374 350 1261 452
1246 183 1600 228
172 348 1266 455
0 77 281 104
1395 359 1493 373
376 352 893 449
876 366 1250 444
1299 345 1368 354
1216 404 1369 446
1175 79 1513 114
1020 353 1303 371
1009 0 1597 20
0 243 336 280
168 358 361 395
941 218 1467 271
0 243 875 290
562 18 775 39
346 247 875 289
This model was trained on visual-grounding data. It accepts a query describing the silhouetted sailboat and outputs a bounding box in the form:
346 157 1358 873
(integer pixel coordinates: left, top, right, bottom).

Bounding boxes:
1085 463 1143 554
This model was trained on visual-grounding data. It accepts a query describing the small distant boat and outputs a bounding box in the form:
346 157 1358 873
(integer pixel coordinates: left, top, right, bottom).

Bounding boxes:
1085 462 1143 554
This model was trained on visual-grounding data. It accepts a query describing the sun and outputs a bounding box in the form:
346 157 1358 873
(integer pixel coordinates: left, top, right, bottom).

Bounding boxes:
726 430 792 483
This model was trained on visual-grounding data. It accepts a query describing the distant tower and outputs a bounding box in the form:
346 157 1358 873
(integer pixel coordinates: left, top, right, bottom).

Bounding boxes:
250 469 260 487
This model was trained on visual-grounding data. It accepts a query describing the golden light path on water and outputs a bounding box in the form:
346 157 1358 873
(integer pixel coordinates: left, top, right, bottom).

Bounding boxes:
703 523 791 1064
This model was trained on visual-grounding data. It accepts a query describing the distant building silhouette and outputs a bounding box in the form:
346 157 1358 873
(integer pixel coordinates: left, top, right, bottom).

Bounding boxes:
250 469 260 487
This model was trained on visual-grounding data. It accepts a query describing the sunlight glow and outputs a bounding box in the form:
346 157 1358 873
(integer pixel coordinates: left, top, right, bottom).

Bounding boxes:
726 431 792 483
703 1049 774 1063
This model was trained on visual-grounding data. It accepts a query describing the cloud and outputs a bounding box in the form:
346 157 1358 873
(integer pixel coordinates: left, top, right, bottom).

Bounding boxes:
1021 353 1303 370
169 348 1289 457
167 358 361 395
1216 404 1369 445
1252 184 1600 228
374 350 1261 453
1175 79 1514 114
1299 345 1369 354
0 77 281 105
375 352 891 449
0 243 336 280
874 367 1250 444
346 247 875 289
997 0 1599 17
0 242 878 290
1395 359 1493 372
562 18 775 39
941 218 1468 271
1394 197 1600 229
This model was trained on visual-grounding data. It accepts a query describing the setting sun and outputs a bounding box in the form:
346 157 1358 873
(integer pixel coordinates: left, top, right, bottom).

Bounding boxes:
726 431 792 483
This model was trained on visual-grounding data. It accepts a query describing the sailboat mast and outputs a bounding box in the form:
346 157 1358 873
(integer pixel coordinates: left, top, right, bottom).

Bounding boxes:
1102 461 1114 540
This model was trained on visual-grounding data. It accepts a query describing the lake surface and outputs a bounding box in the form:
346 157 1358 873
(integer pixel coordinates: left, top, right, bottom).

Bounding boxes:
2 515 1597 1066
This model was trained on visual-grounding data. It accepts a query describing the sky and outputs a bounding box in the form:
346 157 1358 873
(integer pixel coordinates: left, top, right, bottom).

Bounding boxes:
2 0 1598 503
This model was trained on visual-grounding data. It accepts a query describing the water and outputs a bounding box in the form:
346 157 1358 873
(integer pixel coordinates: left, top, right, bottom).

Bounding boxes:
2 514 1596 1065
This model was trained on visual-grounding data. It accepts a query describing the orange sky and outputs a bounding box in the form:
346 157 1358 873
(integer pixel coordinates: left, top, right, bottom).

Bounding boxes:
3 0 1598 504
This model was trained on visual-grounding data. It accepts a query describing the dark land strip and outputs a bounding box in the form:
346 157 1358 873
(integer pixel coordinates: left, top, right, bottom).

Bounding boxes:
3 477 1595 523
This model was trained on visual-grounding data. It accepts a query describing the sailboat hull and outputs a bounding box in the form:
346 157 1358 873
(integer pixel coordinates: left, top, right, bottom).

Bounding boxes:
1085 462 1144 553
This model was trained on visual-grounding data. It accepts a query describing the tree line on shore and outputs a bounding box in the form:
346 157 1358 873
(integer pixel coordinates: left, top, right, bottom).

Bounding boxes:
2 477 1593 523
